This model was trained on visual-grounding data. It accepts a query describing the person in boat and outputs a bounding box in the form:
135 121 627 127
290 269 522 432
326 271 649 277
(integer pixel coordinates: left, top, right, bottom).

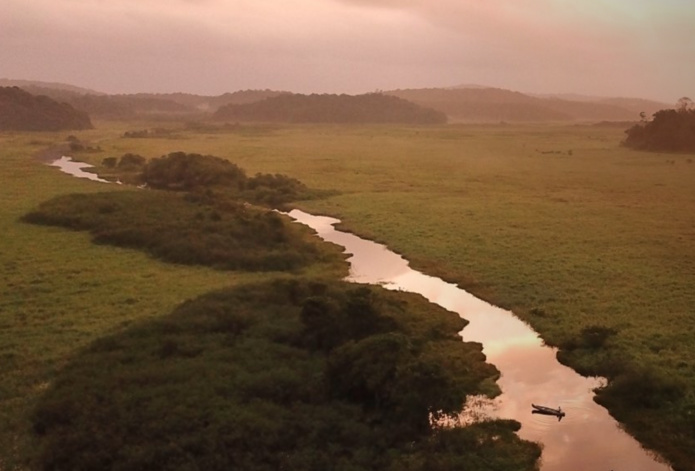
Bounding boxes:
532 404 565 420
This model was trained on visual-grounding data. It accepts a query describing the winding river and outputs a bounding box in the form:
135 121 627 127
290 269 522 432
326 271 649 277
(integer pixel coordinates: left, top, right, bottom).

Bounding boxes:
287 210 672 471
51 157 672 471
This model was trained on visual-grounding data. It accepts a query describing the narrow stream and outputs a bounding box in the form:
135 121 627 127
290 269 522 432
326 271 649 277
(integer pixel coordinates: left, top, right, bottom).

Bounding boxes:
49 157 672 470
288 209 672 471
50 156 112 183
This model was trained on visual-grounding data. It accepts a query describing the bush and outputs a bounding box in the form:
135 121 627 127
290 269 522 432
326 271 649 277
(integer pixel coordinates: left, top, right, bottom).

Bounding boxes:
596 365 686 409
139 152 315 207
22 190 328 272
32 280 538 471
142 151 247 192
623 108 695 152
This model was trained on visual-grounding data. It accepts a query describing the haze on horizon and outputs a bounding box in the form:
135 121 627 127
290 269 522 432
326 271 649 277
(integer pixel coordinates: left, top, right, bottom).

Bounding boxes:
2 0 693 102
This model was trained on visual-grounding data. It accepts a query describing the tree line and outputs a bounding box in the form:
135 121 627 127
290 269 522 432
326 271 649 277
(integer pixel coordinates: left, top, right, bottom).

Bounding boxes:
213 93 448 124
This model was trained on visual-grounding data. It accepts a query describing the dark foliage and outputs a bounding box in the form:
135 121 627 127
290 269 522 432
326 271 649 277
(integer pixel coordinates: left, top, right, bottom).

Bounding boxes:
141 152 313 206
623 108 695 152
596 365 686 410
142 152 247 192
387 420 541 471
0 86 92 131
32 279 540 471
102 153 146 169
22 190 327 272
560 325 619 352
213 93 447 124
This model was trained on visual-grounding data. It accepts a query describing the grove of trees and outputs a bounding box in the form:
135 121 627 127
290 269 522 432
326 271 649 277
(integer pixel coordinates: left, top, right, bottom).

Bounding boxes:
623 98 695 152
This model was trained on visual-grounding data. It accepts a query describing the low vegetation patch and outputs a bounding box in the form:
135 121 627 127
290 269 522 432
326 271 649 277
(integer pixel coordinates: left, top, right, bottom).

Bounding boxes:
32 279 540 471
22 189 331 272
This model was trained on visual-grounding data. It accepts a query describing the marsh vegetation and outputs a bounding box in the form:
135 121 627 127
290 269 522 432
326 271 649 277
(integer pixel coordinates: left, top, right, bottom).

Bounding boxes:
1 121 694 470
32 280 540 470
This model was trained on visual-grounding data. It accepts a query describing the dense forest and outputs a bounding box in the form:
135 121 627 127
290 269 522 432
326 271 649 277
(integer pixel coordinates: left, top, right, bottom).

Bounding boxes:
0 87 92 131
213 93 448 124
623 100 695 152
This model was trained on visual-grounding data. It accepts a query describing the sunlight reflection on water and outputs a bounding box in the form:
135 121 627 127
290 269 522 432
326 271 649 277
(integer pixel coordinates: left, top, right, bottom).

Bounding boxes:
288 209 672 471
50 156 115 183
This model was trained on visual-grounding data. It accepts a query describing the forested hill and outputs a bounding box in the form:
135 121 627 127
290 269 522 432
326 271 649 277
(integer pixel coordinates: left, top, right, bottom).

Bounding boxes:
213 93 448 124
0 80 289 118
0 86 93 131
386 87 669 123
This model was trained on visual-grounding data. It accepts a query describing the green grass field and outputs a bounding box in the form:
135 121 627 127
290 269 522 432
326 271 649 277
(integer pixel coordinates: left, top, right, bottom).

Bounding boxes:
0 132 344 469
2 122 694 469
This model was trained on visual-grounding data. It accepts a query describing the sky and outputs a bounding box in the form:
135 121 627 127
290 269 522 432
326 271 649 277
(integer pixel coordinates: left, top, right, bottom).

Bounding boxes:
1 0 693 101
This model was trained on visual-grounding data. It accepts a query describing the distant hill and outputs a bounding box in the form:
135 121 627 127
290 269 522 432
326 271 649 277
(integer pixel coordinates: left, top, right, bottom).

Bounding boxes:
213 93 447 124
0 86 93 131
2 80 289 118
1 78 673 124
387 88 569 122
386 87 670 123
0 78 104 96
130 90 290 112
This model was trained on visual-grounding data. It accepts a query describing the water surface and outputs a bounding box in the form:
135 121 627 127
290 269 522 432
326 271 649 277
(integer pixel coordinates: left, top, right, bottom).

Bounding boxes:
50 156 112 183
288 209 672 471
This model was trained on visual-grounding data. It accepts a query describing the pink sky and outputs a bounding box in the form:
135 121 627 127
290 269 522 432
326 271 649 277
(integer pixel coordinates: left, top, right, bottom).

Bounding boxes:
1 0 692 101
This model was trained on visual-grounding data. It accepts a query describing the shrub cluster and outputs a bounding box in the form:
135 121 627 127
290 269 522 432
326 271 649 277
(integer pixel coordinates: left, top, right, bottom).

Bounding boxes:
623 107 695 152
141 152 311 207
102 153 146 170
22 190 326 272
32 279 540 471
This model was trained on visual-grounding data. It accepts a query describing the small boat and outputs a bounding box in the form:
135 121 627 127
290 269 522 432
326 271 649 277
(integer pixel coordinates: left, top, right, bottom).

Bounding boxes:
532 404 566 420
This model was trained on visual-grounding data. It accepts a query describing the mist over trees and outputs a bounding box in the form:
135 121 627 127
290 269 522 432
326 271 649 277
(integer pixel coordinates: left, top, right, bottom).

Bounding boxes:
623 98 695 152
0 86 92 131
386 87 668 123
213 93 448 124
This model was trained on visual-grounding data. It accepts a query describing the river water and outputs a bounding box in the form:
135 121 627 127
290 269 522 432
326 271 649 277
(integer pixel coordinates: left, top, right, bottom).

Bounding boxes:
49 157 672 470
50 156 112 183
288 209 672 471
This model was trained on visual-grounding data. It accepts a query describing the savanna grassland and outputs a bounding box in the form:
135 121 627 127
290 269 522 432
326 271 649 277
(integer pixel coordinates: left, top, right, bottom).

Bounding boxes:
2 121 694 469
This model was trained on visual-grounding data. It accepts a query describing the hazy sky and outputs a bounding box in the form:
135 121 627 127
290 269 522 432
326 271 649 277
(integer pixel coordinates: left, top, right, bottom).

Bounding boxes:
2 0 693 101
